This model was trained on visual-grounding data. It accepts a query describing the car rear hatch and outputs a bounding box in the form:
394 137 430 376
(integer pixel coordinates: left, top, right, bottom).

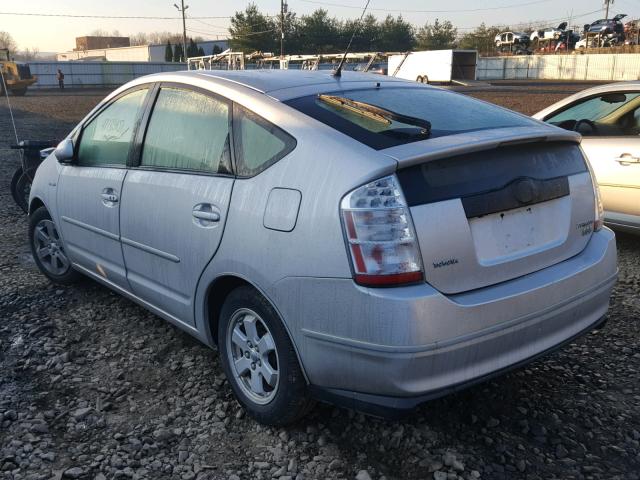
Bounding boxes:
387 127 595 294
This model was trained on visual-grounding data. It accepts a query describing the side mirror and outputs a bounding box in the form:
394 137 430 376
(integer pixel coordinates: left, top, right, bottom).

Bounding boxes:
54 138 75 164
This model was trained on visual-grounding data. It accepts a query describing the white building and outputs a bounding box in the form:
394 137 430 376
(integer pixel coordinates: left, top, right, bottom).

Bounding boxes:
57 40 229 62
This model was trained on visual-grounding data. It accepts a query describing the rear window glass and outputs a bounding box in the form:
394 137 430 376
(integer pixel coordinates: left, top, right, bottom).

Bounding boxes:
286 87 537 150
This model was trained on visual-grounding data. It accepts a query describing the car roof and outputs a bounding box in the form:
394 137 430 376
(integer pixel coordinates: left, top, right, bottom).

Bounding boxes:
161 69 412 101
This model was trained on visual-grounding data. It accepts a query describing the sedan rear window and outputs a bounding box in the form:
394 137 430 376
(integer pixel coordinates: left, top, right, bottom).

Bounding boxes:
286 87 537 150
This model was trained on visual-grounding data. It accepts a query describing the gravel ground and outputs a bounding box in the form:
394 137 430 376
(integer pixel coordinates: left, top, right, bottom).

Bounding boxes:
1 85 639 480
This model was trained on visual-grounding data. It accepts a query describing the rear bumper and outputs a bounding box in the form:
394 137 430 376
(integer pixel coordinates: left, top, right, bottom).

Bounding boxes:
272 228 617 409
309 314 609 417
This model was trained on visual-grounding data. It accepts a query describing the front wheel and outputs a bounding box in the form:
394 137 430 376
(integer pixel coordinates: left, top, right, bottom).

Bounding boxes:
29 207 81 284
218 286 314 426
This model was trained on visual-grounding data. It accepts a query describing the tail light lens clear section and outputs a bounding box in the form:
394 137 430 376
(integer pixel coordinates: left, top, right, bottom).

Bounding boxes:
340 175 423 286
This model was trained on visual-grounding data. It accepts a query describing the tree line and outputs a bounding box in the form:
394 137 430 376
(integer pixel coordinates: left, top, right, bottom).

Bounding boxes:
163 39 222 63
229 4 505 56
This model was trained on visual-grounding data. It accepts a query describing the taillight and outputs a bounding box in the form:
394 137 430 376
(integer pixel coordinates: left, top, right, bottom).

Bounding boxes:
593 180 604 232
585 157 604 231
340 175 423 287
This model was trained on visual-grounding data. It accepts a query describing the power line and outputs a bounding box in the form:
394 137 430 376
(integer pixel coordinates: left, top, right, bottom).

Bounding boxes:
506 9 603 30
0 11 236 19
186 27 277 38
297 0 554 14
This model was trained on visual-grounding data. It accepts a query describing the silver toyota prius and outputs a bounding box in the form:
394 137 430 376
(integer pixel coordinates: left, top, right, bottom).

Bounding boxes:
28 70 617 425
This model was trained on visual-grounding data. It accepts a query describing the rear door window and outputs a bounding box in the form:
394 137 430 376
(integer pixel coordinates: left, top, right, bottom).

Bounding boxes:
141 87 231 174
286 87 537 150
232 104 296 177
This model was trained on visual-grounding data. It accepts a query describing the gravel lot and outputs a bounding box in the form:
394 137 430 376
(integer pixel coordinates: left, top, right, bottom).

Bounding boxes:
1 84 639 480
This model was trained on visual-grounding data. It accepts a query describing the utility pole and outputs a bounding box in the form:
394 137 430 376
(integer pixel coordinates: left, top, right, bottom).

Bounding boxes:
280 0 287 58
174 1 189 62
604 0 613 21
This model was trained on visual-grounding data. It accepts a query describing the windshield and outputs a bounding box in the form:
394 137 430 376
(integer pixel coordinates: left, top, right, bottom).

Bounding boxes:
286 86 537 150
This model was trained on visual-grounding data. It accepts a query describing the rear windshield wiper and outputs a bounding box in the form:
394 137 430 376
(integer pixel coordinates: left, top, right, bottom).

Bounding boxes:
318 94 431 137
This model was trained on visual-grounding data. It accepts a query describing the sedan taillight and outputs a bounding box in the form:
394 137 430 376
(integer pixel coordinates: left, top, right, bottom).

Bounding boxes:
340 175 423 287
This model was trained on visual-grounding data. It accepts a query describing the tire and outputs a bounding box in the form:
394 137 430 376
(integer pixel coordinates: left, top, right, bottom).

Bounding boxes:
218 286 314 426
10 167 30 214
11 88 27 96
29 207 81 285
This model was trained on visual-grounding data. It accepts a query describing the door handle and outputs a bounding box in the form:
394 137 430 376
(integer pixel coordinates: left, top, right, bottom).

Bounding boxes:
101 193 118 202
100 188 118 206
192 203 220 227
614 153 640 165
192 210 220 222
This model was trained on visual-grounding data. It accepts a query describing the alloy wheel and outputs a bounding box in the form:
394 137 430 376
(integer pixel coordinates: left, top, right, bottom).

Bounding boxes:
226 308 279 405
33 219 70 276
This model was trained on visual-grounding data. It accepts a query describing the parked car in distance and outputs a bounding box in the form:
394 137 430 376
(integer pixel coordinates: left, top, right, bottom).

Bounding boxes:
586 14 626 36
576 36 590 49
530 22 567 42
495 31 530 48
351 62 387 75
29 70 617 425
624 19 639 45
534 81 640 233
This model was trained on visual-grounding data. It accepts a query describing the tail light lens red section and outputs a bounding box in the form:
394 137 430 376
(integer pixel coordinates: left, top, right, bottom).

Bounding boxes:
340 175 423 287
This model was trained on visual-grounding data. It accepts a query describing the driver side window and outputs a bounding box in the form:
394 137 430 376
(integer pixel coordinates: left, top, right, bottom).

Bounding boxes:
545 92 640 136
77 87 149 167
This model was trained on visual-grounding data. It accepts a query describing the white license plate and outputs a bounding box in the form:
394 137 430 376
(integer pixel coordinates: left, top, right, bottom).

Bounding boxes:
468 198 570 264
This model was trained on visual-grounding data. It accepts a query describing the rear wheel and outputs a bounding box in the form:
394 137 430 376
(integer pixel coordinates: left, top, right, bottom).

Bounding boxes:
218 286 314 426
29 207 81 284
10 167 30 214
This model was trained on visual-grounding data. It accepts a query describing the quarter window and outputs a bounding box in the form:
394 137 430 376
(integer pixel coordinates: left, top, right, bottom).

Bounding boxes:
77 88 149 167
141 87 231 173
233 104 296 177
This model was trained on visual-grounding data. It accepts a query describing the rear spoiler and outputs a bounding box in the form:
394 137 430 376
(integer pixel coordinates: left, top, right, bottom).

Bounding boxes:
381 126 581 169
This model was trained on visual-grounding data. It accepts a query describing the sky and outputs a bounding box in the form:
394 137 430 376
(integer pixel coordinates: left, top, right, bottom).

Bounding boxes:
3 0 639 53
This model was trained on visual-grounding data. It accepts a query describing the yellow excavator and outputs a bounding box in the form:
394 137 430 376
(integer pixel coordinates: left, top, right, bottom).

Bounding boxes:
0 48 37 96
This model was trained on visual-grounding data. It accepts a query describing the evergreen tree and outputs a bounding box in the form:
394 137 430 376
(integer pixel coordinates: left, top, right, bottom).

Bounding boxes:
416 19 457 50
377 15 415 51
173 43 184 62
165 40 173 62
458 23 502 55
187 38 198 58
198 46 205 56
297 9 341 53
229 4 276 52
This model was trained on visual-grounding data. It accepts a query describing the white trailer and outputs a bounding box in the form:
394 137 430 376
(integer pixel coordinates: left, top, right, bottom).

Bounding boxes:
388 49 478 84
